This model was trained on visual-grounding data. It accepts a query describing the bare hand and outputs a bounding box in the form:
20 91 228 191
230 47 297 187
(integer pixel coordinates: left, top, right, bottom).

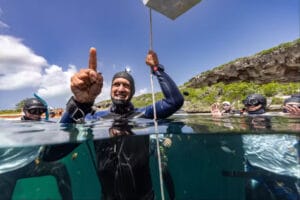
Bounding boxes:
283 105 300 116
71 47 103 103
145 50 159 67
211 103 222 117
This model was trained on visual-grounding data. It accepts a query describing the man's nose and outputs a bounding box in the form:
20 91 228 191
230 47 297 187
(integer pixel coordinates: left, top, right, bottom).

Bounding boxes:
118 84 126 91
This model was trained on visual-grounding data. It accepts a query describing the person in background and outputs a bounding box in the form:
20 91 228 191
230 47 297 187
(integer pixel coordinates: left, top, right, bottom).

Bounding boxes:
282 93 300 116
221 101 233 114
224 94 299 200
60 47 183 199
21 98 48 120
242 94 267 115
211 101 241 117
48 107 56 118
0 97 73 200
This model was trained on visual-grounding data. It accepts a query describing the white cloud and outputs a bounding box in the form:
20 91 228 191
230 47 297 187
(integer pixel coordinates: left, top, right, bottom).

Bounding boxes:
0 71 41 90
94 81 111 102
0 35 78 107
0 35 78 98
0 35 47 89
0 35 146 108
37 64 77 98
36 64 112 107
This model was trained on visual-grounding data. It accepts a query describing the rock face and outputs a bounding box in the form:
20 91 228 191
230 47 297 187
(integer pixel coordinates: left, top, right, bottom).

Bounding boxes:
187 40 300 88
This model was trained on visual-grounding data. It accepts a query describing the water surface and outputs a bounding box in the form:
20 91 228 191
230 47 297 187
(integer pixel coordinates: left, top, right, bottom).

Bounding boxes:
0 113 299 199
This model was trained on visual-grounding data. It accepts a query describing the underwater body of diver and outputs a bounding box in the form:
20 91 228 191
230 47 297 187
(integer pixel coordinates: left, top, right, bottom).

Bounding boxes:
221 95 300 200
0 96 74 199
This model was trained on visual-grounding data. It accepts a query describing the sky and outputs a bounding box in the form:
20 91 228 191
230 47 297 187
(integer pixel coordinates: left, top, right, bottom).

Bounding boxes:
0 0 299 110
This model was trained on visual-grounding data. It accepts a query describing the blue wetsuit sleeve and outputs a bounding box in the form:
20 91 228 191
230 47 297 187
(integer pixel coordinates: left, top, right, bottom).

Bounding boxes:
140 67 184 119
60 112 76 123
60 110 109 123
60 96 95 123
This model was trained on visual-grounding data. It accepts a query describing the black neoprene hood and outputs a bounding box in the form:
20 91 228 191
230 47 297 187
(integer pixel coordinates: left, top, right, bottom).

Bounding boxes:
111 71 135 97
23 98 47 110
284 95 300 105
243 94 267 108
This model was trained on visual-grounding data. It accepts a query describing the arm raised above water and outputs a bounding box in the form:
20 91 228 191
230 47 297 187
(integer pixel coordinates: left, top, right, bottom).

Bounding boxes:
60 48 103 123
141 51 184 119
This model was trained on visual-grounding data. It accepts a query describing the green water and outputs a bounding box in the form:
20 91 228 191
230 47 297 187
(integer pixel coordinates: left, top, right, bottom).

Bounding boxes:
151 134 246 200
12 134 246 200
0 114 299 199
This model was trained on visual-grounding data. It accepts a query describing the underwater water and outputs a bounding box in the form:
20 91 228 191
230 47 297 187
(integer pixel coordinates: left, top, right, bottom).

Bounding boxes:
0 113 299 200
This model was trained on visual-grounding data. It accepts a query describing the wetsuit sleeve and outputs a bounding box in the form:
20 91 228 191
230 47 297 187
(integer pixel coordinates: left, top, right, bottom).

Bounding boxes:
60 97 110 123
60 96 94 123
60 112 76 123
140 65 184 119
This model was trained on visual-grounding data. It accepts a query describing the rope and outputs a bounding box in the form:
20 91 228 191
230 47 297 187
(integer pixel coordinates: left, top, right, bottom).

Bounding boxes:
149 8 165 200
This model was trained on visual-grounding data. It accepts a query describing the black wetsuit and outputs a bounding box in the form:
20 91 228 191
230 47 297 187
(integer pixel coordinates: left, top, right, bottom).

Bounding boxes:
95 134 153 200
60 68 183 200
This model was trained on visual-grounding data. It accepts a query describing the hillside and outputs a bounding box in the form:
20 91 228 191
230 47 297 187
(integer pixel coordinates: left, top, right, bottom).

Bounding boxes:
96 39 300 112
186 39 300 88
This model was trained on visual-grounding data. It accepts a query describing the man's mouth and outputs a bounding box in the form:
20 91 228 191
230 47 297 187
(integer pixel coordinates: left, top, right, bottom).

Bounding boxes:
114 93 127 100
248 105 261 111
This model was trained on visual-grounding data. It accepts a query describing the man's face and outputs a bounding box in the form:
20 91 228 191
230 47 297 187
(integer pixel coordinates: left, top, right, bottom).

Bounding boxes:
222 103 231 111
111 78 131 102
24 109 44 120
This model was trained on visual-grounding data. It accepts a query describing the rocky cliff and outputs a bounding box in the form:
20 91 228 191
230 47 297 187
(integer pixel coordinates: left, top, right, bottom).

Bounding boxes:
186 39 300 88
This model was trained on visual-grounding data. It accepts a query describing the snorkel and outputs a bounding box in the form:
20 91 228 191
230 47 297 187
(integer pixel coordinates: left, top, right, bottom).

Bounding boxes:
34 93 49 120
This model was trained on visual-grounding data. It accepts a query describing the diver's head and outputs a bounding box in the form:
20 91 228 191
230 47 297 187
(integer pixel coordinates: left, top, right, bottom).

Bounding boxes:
222 101 231 112
23 98 47 120
243 94 266 114
283 94 300 113
111 71 135 106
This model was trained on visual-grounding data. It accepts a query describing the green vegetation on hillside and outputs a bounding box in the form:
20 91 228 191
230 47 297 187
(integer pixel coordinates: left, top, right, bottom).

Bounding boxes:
0 109 21 115
3 81 298 114
131 81 300 112
0 98 33 114
257 38 300 56
182 81 299 108
131 92 163 108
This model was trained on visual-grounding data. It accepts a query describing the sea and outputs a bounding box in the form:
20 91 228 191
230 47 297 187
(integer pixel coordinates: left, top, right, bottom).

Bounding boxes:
0 113 299 200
